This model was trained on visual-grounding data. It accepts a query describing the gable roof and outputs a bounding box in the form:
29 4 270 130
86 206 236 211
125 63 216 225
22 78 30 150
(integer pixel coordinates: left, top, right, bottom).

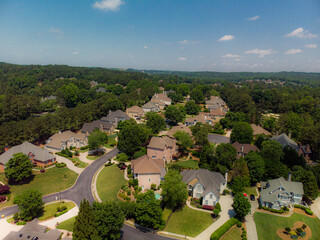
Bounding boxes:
181 169 225 198
100 110 130 122
206 96 226 106
148 136 176 150
0 142 55 165
151 93 171 103
166 124 192 138
232 142 259 154
272 133 300 152
186 114 214 124
251 124 271 136
46 131 86 149
209 108 227 116
208 133 230 144
260 177 304 203
131 155 165 176
142 101 159 110
126 106 144 115
81 120 114 134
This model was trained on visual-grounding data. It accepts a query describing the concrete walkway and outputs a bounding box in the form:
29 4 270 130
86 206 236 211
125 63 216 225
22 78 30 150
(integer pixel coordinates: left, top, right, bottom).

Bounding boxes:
245 200 259 240
194 195 235 240
310 197 320 219
186 200 213 213
55 155 83 174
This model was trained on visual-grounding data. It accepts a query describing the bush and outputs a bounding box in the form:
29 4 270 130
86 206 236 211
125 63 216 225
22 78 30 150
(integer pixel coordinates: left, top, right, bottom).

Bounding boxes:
305 209 313 215
283 206 289 212
17 221 26 225
150 183 157 190
213 209 220 217
302 224 306 229
210 217 240 240
40 168 45 173
215 202 221 212
128 179 138 188
270 209 284 214
237 222 242 228
126 190 131 196
13 212 20 221
285 227 291 232
55 162 66 168
57 206 67 212
191 150 201 158
116 153 129 162
223 189 230 195
0 195 6 202
127 164 132 174
54 209 68 217
105 162 113 167
296 228 302 233
0 185 10 194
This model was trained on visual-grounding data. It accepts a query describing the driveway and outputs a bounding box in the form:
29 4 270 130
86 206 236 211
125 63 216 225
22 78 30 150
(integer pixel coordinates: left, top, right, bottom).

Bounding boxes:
310 197 320 219
55 155 83 174
194 195 235 240
245 199 259 240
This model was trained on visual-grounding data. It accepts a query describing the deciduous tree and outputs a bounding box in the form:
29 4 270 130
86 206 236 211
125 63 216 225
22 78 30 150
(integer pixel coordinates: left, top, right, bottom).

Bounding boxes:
232 193 251 219
5 153 33 184
14 190 44 221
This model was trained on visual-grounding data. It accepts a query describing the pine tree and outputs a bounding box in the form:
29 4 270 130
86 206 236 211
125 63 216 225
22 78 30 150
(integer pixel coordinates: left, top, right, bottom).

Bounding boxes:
73 199 98 240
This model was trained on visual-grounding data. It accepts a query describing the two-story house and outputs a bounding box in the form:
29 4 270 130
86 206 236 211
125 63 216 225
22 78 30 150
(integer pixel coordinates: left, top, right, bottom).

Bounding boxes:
185 114 214 127
260 175 304 209
205 96 228 111
100 110 131 128
181 169 227 209
151 93 172 106
81 120 115 135
147 136 178 163
126 105 145 121
131 155 166 190
0 142 56 171
142 101 160 113
232 142 259 158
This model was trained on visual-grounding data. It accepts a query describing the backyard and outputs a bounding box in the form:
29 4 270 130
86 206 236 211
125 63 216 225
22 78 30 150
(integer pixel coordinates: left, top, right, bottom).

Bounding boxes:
0 167 78 209
244 187 258 196
220 225 241 240
254 212 320 240
163 205 214 237
96 164 127 202
170 159 199 169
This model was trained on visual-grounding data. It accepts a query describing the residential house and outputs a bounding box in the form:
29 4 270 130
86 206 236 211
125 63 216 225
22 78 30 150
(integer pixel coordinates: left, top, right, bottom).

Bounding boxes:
208 133 230 144
208 108 227 123
251 124 271 136
131 155 166 190
260 175 304 209
181 169 227 209
45 131 88 153
205 96 227 111
150 97 166 110
126 105 145 120
147 136 178 163
90 80 98 87
100 110 131 128
151 93 172 106
232 142 259 158
166 124 192 139
81 120 115 135
142 101 160 113
40 95 57 103
0 142 56 172
185 114 214 127
272 133 312 161
4 219 61 240
96 87 106 93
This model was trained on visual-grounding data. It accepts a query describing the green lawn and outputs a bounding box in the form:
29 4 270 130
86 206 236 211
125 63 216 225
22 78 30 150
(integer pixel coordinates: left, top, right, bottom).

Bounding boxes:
254 212 320 240
86 155 99 160
163 208 173 223
244 187 258 196
104 135 117 149
164 206 214 237
72 157 88 168
220 225 242 240
171 160 199 169
0 167 78 209
96 164 127 202
39 202 76 221
78 148 89 153
57 216 76 232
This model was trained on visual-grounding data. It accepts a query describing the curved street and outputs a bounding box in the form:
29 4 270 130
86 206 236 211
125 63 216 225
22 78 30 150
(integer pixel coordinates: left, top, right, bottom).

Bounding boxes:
0 148 172 240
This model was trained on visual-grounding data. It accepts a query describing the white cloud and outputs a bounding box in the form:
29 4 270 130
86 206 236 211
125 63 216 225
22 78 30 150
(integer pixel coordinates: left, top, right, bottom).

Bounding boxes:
178 57 187 61
178 40 188 44
245 48 276 58
285 27 317 38
305 44 317 49
284 48 302 55
222 53 242 58
49 27 64 39
218 35 234 41
248 15 260 21
144 46 148 49
92 0 124 11
72 51 79 55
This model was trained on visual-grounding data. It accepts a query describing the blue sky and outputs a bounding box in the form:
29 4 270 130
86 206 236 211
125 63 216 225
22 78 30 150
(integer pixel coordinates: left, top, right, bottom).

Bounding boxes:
0 0 319 72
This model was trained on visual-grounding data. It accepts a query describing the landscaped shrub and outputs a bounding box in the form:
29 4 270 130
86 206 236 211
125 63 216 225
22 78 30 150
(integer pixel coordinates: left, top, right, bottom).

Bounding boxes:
210 217 240 240
127 164 132 174
237 222 242 228
296 228 302 233
40 168 45 173
270 209 284 214
57 206 67 212
116 153 129 162
0 195 6 203
302 224 306 229
213 208 220 217
105 162 113 167
13 212 20 221
126 190 131 196
223 189 230 195
55 162 66 168
0 185 10 194
215 202 221 212
150 183 157 190
54 209 68 217
299 232 306 237
16 221 26 225
285 227 291 232
305 209 313 215
128 179 138 188
191 150 200 158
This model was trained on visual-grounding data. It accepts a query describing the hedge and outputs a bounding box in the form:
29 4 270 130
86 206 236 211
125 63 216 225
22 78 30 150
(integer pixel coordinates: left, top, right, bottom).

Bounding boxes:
210 217 240 240
54 209 68 217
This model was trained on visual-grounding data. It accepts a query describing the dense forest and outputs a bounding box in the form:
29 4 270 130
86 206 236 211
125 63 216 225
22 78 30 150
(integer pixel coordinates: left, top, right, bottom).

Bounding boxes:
0 62 319 163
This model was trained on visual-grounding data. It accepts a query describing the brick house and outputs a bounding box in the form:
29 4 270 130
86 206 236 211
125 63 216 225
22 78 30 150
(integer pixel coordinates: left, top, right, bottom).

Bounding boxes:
147 136 178 163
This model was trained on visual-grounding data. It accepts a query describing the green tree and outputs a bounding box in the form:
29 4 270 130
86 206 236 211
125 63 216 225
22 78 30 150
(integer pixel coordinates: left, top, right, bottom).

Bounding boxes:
230 122 253 144
161 170 188 210
263 159 288 179
232 193 251 219
118 124 152 156
191 122 211 146
190 89 204 104
5 153 33 184
261 140 284 162
279 112 303 139
14 190 44 221
73 199 98 240
212 122 224 135
231 176 250 194
282 145 305 168
215 143 237 168
173 131 193 154
245 151 265 184
164 105 185 124
231 158 250 178
88 129 108 150
62 83 80 108
184 100 201 115
93 202 124 240
293 169 318 200
146 112 166 134
135 190 164 229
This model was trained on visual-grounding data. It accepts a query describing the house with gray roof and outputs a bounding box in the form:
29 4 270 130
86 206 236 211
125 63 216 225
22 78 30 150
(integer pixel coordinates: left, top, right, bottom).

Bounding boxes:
100 110 130 128
4 219 61 240
260 176 304 210
81 120 115 135
272 133 312 161
0 142 56 172
208 133 230 144
181 169 227 209
142 101 160 113
205 96 228 111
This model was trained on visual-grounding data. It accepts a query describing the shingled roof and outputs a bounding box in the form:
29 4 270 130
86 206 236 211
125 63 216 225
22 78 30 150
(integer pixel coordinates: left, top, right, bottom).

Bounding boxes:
166 124 192 138
232 142 259 154
272 133 300 152
131 155 166 177
0 142 55 165
251 124 271 136
45 131 86 149
148 136 176 150
100 110 130 123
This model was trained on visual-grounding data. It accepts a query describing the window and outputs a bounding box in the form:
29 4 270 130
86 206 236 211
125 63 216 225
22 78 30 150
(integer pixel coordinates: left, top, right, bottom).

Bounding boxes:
149 179 150 182
197 184 201 191
205 200 208 205
152 156 156 159
210 194 213 199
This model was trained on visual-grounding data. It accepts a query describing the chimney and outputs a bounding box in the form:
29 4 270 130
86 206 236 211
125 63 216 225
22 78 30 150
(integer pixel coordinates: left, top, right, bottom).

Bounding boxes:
241 145 244 153
109 110 111 115
225 171 228 188
288 131 292 139
288 172 292 181
4 145 9 152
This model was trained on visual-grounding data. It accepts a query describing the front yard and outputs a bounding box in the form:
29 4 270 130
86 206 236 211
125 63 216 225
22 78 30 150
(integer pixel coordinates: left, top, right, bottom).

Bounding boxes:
0 167 78 209
254 212 320 240
220 225 242 240
104 134 117 149
163 205 214 237
96 164 127 202
244 187 258 196
57 216 76 232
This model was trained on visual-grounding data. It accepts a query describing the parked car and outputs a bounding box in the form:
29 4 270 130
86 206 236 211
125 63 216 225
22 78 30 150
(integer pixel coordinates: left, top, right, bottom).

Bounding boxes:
250 194 255 201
